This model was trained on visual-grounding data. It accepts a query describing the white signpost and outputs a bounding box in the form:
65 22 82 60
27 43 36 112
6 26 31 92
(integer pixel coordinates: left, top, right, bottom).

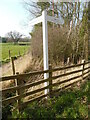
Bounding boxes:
29 9 64 95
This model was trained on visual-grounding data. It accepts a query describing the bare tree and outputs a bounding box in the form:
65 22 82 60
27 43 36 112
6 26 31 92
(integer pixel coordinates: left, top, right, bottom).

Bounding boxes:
88 2 90 59
6 31 23 44
23 1 89 63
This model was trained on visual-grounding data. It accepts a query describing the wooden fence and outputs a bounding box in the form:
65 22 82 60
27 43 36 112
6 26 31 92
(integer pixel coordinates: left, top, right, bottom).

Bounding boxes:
0 61 90 111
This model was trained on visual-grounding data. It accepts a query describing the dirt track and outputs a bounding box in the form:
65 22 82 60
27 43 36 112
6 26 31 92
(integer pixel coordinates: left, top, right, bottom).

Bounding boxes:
0 53 32 76
0 53 32 88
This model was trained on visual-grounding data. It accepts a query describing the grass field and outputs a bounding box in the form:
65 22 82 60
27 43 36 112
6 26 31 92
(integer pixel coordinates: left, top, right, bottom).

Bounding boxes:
0 43 30 63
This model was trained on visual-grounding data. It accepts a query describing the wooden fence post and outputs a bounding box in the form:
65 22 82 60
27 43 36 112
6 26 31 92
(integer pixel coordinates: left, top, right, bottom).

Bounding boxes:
9 50 11 59
15 72 21 112
82 60 85 80
11 57 15 75
49 64 52 98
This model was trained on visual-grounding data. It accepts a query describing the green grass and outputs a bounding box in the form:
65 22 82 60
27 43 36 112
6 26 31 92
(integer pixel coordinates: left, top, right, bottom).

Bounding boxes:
3 80 89 119
0 43 30 63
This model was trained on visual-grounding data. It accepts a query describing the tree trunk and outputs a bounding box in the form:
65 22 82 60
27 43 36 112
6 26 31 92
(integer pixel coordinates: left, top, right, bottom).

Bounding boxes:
88 2 90 60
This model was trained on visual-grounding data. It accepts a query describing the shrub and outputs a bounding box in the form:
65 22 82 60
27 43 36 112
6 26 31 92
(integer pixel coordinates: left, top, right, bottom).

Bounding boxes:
9 81 89 119
2 105 12 119
31 26 73 65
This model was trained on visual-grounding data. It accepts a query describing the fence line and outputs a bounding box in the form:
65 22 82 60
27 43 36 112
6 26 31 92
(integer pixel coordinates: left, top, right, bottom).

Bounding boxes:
1 61 90 111
1 61 89 81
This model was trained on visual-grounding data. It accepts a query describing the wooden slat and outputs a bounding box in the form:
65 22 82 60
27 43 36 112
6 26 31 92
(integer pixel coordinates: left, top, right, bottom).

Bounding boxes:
53 78 82 93
83 69 90 75
84 66 90 71
52 61 90 72
52 63 85 72
14 93 49 110
52 69 82 80
53 70 90 94
2 67 90 94
1 61 90 107
0 69 49 81
2 85 50 105
1 61 90 81
84 61 90 65
0 67 90 92
2 66 90 94
83 71 90 78
2 71 85 105
19 93 49 108
2 70 89 104
83 74 89 79
52 74 82 87
2 78 49 93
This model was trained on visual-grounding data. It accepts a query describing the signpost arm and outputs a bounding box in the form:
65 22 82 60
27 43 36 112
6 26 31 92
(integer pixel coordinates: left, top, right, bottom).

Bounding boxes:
42 10 49 95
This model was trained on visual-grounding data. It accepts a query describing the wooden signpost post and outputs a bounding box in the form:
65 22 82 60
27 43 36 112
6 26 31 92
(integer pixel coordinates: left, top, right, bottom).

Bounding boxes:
29 9 64 95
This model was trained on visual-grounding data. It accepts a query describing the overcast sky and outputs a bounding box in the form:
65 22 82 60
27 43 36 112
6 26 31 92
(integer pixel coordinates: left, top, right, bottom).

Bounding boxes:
0 0 32 37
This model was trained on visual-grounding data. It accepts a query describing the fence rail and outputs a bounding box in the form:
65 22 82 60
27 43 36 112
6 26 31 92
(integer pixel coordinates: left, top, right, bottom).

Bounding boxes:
0 61 90 111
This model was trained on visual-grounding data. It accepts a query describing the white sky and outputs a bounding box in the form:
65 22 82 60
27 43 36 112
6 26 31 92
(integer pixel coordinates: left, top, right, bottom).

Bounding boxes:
0 0 32 37
0 0 88 37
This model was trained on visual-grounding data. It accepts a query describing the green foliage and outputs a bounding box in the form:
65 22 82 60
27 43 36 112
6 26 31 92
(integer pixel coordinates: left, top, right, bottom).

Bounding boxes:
9 81 89 119
11 101 56 119
2 37 7 43
2 105 12 119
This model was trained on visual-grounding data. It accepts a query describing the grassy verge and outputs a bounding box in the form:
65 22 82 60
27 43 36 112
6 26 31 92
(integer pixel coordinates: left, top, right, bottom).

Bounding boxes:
3 80 89 119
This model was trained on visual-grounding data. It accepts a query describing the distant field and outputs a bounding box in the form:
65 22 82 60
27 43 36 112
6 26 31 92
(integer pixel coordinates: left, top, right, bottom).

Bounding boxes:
0 43 30 63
